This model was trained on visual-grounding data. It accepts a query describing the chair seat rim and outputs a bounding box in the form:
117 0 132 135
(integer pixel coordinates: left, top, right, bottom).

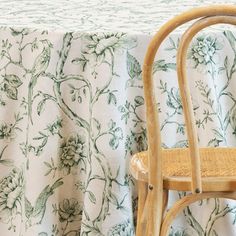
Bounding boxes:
164 176 236 192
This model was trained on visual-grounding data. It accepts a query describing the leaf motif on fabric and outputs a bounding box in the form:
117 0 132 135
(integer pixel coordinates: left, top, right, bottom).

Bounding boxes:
37 99 46 116
126 52 141 80
4 74 22 88
87 191 96 204
4 83 18 100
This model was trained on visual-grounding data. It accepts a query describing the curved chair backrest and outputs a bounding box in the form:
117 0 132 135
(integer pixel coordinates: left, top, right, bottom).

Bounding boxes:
144 6 236 194
177 15 236 190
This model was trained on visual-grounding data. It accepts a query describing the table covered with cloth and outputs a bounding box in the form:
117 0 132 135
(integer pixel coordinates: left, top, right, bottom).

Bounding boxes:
1 0 236 235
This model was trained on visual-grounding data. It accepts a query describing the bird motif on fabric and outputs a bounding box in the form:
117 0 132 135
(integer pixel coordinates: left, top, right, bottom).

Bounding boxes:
25 178 63 227
28 39 52 124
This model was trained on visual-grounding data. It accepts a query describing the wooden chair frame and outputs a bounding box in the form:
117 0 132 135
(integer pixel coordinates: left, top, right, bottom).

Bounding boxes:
161 15 236 235
136 5 236 236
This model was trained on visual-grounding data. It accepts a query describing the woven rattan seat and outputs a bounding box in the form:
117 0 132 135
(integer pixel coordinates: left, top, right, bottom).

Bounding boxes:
131 148 236 181
130 6 236 236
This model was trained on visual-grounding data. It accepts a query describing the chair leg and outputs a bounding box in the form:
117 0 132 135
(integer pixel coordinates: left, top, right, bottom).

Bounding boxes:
145 189 168 236
146 186 163 236
162 190 169 218
143 188 168 235
136 181 148 236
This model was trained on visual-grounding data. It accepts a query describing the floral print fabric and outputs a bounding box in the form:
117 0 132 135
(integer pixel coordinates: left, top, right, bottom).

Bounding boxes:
0 0 235 34
0 1 236 236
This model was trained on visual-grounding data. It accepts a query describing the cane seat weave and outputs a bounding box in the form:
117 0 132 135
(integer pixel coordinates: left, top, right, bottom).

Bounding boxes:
130 147 236 191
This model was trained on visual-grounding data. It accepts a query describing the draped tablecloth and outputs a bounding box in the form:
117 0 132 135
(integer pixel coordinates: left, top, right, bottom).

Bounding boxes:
1 0 236 235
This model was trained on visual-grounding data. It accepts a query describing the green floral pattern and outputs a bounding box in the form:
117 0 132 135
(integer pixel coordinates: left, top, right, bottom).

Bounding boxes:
59 134 87 175
0 0 235 34
0 168 24 225
0 1 236 235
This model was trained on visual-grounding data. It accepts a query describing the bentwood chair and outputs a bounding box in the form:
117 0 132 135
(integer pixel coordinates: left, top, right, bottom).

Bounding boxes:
130 5 236 236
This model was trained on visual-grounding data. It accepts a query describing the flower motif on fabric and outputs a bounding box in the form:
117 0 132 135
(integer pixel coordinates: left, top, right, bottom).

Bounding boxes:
59 133 87 174
0 122 13 139
85 33 135 62
188 35 222 72
107 219 134 236
0 114 22 140
58 198 82 223
0 168 24 223
125 129 147 155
